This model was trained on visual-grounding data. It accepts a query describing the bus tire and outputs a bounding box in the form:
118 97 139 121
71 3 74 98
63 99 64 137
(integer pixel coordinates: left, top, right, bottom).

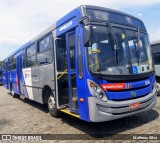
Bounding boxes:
47 92 60 118
10 85 17 98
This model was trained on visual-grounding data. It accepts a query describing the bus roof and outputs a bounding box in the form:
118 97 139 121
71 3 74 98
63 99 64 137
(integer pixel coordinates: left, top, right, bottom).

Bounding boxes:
3 5 146 61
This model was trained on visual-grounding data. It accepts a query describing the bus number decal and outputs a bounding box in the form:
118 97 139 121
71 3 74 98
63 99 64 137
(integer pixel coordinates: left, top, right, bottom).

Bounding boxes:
132 66 138 74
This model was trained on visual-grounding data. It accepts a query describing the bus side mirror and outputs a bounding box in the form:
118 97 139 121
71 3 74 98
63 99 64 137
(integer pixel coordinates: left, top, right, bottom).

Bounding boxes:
83 25 92 47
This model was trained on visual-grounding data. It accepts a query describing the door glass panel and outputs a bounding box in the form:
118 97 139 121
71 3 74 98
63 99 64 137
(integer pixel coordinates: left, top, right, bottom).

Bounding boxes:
70 74 78 110
56 39 67 71
68 33 76 70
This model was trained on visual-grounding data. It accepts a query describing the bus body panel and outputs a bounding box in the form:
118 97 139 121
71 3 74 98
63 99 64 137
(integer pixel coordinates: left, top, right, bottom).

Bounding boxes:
3 61 8 88
7 71 11 90
56 17 79 37
20 73 24 95
0 68 3 85
22 68 34 100
99 75 154 100
30 66 41 101
0 71 3 85
3 71 6 88
32 64 55 103
11 70 19 94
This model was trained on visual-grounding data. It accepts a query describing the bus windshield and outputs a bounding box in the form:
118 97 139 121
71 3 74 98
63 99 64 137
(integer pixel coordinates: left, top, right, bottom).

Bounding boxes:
87 25 153 75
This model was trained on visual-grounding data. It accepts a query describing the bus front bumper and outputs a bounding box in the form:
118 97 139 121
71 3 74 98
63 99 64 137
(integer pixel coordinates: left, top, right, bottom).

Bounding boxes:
88 88 157 122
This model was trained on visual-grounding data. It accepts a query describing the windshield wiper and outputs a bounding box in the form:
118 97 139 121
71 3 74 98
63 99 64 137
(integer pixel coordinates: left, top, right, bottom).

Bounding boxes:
105 21 119 65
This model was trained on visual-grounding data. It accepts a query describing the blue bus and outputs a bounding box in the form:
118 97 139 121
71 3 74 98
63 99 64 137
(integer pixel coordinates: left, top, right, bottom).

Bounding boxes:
3 5 157 122
0 67 3 85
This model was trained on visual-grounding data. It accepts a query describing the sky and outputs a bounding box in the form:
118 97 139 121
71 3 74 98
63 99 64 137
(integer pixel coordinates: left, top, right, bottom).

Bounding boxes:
0 0 160 60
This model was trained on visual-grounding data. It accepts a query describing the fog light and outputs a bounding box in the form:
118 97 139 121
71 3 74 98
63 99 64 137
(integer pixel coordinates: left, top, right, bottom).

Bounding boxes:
98 93 104 99
94 92 98 97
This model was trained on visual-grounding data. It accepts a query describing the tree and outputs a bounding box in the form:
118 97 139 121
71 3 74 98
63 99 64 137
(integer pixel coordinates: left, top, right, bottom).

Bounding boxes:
0 61 3 67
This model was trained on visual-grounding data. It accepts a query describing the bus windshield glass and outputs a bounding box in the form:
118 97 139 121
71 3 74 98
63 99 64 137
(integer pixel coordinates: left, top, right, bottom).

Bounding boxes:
87 25 153 75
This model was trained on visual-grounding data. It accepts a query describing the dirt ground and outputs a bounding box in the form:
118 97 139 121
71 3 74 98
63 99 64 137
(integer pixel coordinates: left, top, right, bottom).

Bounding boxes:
0 86 160 143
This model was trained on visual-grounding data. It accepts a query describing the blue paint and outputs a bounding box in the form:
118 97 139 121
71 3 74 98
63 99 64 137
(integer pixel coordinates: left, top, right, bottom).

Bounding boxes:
98 75 154 100
107 85 152 100
56 17 79 36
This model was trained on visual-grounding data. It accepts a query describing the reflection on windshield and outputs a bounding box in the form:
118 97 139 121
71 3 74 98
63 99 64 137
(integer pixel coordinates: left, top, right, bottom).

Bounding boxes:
87 25 153 75
88 25 117 73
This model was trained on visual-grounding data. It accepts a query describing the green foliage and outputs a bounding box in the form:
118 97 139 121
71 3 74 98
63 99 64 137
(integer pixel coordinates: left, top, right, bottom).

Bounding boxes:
0 61 3 67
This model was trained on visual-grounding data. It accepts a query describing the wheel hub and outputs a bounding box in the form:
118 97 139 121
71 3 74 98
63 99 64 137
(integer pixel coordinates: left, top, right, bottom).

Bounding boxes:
48 96 55 109
11 89 14 96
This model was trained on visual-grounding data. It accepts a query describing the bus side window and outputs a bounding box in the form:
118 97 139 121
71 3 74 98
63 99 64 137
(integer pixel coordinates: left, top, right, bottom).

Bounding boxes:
37 34 54 65
8 55 16 71
26 44 36 68
56 39 67 71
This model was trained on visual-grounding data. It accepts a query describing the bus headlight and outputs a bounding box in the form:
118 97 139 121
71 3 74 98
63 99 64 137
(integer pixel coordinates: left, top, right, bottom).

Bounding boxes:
87 80 108 102
93 86 97 91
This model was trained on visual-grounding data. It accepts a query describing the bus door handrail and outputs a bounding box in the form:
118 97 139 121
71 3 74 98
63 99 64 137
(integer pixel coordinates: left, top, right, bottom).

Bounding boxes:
57 69 68 80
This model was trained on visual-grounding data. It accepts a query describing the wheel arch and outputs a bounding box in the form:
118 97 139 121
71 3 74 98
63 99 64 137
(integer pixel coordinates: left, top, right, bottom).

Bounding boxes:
42 85 53 104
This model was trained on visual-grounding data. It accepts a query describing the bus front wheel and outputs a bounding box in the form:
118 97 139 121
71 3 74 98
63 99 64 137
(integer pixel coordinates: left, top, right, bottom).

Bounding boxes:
47 92 60 117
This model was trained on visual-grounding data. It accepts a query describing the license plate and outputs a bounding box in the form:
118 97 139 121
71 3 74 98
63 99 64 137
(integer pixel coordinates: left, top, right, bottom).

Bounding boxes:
130 102 141 110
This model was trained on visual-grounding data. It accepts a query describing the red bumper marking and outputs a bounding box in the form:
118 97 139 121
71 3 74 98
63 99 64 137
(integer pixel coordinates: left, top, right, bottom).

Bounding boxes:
100 83 126 91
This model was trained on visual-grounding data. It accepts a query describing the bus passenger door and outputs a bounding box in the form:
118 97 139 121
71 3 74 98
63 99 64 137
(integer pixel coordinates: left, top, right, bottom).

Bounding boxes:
66 31 79 113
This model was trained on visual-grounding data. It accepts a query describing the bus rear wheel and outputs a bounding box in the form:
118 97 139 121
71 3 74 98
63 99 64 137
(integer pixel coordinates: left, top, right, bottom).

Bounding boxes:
47 92 60 117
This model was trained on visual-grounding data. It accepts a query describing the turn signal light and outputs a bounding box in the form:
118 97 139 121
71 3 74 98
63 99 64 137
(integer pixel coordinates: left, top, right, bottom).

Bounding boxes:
89 82 94 87
80 98 84 102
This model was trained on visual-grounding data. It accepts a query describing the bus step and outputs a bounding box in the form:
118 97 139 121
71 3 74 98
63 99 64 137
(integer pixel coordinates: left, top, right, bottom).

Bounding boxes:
60 108 80 118
59 104 69 109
